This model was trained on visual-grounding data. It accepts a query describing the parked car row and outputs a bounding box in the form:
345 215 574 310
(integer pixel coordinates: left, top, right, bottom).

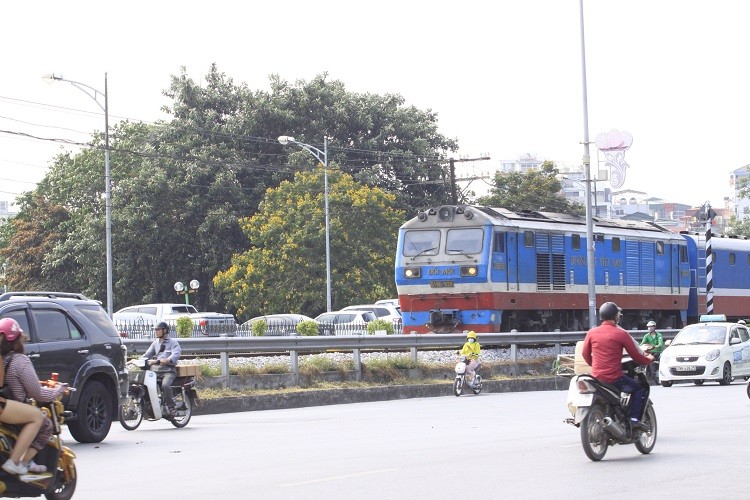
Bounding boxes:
115 299 404 338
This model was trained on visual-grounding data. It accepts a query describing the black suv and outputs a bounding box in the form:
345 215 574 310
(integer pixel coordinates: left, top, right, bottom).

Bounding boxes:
0 292 128 443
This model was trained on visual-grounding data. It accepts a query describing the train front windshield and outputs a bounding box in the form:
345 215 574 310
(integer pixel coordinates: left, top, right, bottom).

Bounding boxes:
402 228 484 257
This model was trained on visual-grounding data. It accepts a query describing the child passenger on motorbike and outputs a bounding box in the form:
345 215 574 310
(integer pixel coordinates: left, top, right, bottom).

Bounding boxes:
144 322 182 416
459 331 481 385
0 318 65 475
582 303 654 432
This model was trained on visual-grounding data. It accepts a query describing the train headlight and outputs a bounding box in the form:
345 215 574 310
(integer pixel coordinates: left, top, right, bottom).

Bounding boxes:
460 266 477 277
438 206 454 222
404 267 421 278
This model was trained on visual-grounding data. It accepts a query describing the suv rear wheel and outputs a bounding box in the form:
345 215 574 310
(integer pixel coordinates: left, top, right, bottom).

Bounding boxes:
67 381 113 443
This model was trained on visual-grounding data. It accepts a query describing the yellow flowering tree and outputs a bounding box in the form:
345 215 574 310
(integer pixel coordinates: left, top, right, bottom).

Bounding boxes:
214 168 403 320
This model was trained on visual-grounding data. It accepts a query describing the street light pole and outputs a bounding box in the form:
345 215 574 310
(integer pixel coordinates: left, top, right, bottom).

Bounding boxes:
45 73 113 317
278 135 332 312
579 0 598 328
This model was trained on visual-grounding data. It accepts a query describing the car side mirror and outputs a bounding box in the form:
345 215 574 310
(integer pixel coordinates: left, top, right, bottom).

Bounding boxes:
730 337 741 345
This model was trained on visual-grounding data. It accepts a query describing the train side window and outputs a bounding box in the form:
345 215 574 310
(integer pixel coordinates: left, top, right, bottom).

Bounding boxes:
747 254 750 266
681 246 688 263
524 231 534 247
612 237 620 253
729 252 736 265
656 241 664 255
493 232 505 253
571 234 580 250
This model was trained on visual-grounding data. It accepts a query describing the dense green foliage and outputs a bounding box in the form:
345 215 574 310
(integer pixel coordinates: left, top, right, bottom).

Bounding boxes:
477 161 585 215
1 66 456 318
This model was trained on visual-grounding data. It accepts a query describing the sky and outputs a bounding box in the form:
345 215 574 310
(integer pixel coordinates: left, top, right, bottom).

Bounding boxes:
1 0 748 212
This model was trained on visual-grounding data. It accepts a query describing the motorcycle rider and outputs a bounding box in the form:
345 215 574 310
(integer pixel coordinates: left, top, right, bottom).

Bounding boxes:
459 331 481 386
0 318 66 474
144 321 182 416
582 302 654 432
641 320 664 381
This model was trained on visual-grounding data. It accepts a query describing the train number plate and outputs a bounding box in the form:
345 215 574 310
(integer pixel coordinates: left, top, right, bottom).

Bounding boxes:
675 365 696 371
430 281 454 288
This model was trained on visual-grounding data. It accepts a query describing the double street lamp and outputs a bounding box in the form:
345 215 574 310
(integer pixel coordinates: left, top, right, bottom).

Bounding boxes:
45 73 113 316
278 135 332 312
174 280 200 306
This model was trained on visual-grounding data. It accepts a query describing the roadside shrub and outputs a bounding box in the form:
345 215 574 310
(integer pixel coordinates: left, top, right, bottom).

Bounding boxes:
367 319 394 335
259 362 290 374
297 320 319 336
251 319 267 336
299 355 344 376
175 316 193 338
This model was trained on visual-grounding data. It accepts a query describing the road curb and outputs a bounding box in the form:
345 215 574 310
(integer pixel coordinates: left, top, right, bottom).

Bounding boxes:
193 376 570 415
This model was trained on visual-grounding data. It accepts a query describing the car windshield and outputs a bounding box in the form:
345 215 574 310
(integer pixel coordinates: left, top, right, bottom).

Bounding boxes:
671 325 727 345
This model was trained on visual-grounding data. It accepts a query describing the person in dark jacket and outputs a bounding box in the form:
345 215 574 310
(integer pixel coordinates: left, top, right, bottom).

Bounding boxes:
143 322 182 416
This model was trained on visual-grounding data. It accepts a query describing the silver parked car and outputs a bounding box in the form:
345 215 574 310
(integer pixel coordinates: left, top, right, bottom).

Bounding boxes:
314 311 377 335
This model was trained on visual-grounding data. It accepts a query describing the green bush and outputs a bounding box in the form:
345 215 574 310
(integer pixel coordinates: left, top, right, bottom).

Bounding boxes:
251 319 267 336
297 320 319 336
175 317 193 338
367 319 394 335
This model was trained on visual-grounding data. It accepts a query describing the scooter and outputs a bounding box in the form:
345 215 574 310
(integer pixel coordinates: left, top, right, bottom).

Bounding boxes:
0 383 77 499
453 357 482 396
119 360 198 430
565 353 657 461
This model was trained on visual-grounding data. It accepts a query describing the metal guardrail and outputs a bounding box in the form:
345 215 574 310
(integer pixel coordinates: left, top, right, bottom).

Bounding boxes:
123 329 678 381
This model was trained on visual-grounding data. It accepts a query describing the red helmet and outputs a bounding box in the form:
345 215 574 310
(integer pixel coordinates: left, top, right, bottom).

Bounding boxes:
0 318 23 342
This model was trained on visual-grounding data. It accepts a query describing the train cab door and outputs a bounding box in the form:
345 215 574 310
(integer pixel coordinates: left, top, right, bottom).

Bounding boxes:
506 232 519 291
491 231 518 290
670 242 680 293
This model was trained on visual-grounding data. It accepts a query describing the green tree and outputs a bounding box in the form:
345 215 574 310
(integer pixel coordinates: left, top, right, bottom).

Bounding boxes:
725 215 750 237
214 169 404 320
2 65 451 314
477 161 585 215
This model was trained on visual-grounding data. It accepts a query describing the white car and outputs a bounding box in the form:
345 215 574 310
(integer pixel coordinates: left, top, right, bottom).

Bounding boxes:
659 315 750 387
314 311 377 336
342 304 402 326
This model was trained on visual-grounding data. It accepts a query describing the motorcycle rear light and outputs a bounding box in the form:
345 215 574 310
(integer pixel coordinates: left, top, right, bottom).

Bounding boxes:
577 379 596 393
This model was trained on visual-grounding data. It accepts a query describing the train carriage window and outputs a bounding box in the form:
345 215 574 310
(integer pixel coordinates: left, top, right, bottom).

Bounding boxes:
571 234 580 250
681 246 688 263
493 232 505 253
524 231 534 247
403 230 440 257
656 241 664 255
729 253 736 265
612 237 620 252
747 254 750 266
447 228 484 254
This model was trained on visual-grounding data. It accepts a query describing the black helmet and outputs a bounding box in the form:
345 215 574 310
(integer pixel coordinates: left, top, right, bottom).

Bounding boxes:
154 321 169 332
599 302 621 321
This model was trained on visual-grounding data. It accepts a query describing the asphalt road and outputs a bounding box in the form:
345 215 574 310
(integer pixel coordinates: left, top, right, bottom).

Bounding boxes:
64 380 750 499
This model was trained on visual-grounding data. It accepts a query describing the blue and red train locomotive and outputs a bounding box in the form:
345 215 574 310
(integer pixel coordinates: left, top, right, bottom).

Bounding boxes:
395 205 750 333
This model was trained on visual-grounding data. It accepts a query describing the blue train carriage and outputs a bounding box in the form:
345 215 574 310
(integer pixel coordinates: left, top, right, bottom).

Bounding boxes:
681 232 750 322
395 205 690 333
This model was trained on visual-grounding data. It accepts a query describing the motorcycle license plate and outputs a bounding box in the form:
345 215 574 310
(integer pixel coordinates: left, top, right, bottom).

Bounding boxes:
675 365 696 371
576 393 593 407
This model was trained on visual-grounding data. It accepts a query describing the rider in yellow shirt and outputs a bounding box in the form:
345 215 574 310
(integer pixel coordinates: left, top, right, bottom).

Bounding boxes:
459 331 481 386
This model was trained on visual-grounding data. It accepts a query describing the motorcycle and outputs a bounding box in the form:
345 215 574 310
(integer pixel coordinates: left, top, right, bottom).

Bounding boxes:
0 383 77 499
565 353 657 461
453 357 482 396
119 360 199 430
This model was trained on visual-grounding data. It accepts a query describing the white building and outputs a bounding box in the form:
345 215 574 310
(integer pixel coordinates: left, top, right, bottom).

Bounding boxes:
730 165 750 219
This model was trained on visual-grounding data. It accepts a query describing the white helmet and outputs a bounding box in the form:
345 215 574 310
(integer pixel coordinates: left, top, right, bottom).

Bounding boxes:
646 320 656 328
